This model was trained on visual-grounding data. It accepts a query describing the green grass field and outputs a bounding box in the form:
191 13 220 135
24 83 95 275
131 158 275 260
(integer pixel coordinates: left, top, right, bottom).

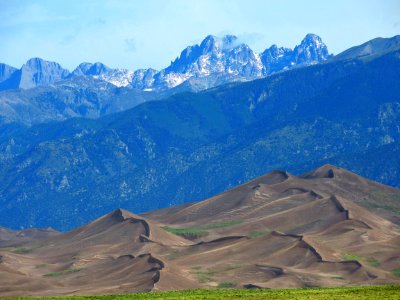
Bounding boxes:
6 285 400 300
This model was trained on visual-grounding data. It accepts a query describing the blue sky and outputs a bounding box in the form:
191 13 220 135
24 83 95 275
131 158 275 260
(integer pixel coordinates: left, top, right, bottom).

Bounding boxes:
0 0 399 71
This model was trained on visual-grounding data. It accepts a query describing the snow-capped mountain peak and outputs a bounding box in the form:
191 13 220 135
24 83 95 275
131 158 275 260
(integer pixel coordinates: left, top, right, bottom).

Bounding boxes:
97 68 134 87
294 34 329 64
0 33 330 92
151 34 267 89
71 63 134 87
261 34 329 75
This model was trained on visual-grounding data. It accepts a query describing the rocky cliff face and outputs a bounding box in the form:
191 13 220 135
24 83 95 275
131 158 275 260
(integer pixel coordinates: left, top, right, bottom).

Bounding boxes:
18 58 70 89
0 58 69 90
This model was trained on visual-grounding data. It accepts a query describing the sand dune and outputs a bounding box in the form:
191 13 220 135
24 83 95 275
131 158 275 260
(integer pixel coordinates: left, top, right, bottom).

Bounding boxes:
1 165 399 296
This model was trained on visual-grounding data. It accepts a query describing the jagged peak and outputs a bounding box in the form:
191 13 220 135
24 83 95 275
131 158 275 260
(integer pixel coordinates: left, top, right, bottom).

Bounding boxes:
199 34 242 52
299 33 327 49
222 34 237 41
76 62 93 67
91 61 110 69
72 61 111 76
200 34 218 44
266 44 279 51
221 34 239 48
23 57 66 69
72 62 93 74
25 57 45 65
88 62 111 74
262 44 292 55
199 35 221 53
303 33 323 41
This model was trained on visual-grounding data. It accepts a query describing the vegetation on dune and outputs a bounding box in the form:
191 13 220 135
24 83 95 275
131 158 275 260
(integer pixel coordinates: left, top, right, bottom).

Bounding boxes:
12 246 32 254
162 220 242 239
249 230 269 238
341 253 381 268
43 268 81 277
367 258 380 267
393 268 400 277
217 282 236 288
364 190 400 214
216 264 242 272
190 265 242 284
191 269 217 283
161 226 209 239
201 220 243 229
5 285 400 299
341 253 362 261
165 249 184 260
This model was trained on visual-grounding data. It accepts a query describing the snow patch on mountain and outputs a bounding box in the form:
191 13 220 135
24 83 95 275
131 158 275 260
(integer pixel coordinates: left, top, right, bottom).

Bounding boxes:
96 69 134 87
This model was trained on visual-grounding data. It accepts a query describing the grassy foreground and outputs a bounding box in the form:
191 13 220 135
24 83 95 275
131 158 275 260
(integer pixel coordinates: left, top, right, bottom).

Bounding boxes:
6 285 400 300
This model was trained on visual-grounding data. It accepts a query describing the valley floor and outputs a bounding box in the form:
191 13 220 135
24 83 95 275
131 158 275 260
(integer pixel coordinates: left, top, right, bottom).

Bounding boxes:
4 285 400 300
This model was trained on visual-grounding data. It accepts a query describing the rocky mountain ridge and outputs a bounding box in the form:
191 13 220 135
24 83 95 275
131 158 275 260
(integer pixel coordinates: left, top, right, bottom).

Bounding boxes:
0 33 330 91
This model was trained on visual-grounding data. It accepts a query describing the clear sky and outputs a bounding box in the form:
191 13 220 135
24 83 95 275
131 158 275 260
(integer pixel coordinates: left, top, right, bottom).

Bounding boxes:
1 0 399 71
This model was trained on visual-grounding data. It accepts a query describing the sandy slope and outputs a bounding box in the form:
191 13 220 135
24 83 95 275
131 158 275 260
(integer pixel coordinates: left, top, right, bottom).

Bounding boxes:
0 165 399 296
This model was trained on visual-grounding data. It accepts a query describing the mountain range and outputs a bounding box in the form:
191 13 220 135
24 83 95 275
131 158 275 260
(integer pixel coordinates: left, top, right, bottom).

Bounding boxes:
0 34 398 129
0 34 331 127
0 34 399 231
0 34 399 130
0 34 329 93
0 165 399 296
